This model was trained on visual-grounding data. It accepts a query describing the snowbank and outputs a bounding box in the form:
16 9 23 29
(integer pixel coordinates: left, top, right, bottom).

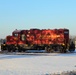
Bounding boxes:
0 52 76 75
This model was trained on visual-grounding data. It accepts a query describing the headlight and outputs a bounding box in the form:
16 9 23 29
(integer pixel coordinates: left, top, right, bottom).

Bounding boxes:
3 44 6 46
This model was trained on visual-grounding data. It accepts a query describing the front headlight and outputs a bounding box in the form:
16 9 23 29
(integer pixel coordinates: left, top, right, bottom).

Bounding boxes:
62 43 65 46
3 44 6 46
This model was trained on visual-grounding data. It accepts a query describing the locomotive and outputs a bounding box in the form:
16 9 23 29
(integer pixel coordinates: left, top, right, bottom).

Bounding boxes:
1 28 75 53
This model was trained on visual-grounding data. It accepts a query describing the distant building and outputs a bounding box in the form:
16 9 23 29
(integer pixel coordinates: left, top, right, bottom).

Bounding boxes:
0 39 6 45
73 37 76 49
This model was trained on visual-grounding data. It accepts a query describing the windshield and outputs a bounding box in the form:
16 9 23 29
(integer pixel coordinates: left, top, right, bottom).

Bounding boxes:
13 33 18 37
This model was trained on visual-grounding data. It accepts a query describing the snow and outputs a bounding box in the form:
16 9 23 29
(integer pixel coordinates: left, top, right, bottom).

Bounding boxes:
0 51 76 75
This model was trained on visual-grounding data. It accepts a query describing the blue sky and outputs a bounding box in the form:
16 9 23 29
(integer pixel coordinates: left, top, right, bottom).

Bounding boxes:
0 0 76 38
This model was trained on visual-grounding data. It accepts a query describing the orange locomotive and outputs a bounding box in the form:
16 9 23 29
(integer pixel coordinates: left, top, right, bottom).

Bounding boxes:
1 28 75 53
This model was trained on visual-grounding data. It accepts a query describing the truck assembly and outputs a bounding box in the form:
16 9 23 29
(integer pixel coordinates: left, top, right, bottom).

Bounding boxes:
1 28 75 53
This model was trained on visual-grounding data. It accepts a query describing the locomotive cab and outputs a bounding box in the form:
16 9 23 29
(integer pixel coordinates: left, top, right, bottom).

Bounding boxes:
12 30 26 44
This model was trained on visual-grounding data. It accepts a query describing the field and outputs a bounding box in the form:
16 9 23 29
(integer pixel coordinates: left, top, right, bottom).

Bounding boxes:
0 50 76 75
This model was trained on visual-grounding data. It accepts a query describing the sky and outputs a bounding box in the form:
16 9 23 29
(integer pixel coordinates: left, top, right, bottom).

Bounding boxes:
0 0 76 38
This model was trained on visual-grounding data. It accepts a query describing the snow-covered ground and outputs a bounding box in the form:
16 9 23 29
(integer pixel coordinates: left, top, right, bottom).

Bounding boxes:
0 51 76 75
